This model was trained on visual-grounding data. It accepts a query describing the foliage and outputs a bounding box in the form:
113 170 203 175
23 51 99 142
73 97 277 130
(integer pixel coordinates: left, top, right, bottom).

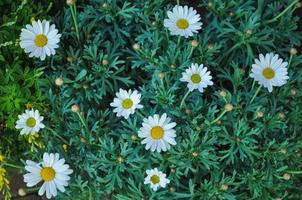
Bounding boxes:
1 0 302 199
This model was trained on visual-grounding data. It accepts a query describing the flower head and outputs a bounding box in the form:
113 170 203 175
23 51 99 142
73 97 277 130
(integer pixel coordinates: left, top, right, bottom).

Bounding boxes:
164 5 202 38
180 63 213 92
250 53 289 92
144 168 170 191
15 109 45 135
138 113 176 153
23 153 73 199
20 20 61 60
110 89 143 119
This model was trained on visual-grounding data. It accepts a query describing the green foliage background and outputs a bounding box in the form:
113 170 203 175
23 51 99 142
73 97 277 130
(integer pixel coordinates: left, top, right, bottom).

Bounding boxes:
1 0 302 199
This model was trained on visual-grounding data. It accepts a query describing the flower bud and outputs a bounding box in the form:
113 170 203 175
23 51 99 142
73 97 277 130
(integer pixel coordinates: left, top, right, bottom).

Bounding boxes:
191 40 199 47
192 151 198 157
67 56 73 63
159 72 164 80
256 111 264 118
71 104 80 112
18 188 27 197
102 59 109 65
66 0 75 6
220 184 228 191
290 89 296 96
224 103 233 112
132 43 140 50
117 156 124 163
55 77 64 86
219 90 227 97
290 48 297 55
283 173 291 180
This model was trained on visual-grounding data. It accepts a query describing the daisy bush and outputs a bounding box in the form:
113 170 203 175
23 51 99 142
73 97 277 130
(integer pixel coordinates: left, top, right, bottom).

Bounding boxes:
1 0 302 199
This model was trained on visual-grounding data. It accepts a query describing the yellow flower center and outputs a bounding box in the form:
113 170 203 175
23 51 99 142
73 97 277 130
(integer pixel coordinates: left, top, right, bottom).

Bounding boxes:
191 74 201 83
34 34 48 47
176 19 189 30
122 98 133 109
262 67 275 79
26 117 36 128
150 175 160 184
40 167 56 181
150 126 164 140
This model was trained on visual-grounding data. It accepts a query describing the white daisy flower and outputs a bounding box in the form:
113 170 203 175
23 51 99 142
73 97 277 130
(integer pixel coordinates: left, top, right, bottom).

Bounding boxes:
20 19 61 60
144 168 170 191
164 5 202 38
110 89 143 119
180 63 213 92
138 113 176 153
250 53 289 92
23 153 73 199
15 109 45 135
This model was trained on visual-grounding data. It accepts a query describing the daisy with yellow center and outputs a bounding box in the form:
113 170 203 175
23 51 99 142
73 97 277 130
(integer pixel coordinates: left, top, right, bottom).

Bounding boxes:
138 113 176 153
110 89 143 119
20 19 61 60
164 5 202 38
250 53 289 92
23 153 73 199
144 168 170 191
180 63 213 92
15 109 45 135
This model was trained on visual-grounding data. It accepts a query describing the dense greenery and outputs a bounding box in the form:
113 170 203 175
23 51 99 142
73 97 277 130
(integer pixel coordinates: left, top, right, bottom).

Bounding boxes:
1 0 302 199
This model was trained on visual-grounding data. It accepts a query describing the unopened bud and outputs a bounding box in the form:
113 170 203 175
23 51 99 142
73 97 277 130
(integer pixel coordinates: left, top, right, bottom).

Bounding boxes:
224 103 233 111
117 156 124 163
191 40 199 47
290 89 296 96
102 59 109 65
71 104 80 112
169 187 176 192
283 173 291 180
290 48 297 55
66 0 74 6
220 184 228 191
67 56 73 63
159 72 164 80
55 77 64 86
219 90 227 97
192 151 198 157
132 43 140 50
18 188 27 197
256 111 264 118
246 29 253 36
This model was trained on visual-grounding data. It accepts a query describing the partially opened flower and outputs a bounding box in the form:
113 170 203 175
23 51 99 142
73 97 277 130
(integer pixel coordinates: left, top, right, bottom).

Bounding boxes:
250 53 289 92
138 113 176 153
23 153 73 199
110 89 143 119
180 63 213 92
144 168 170 191
20 19 61 60
15 109 45 135
164 5 202 38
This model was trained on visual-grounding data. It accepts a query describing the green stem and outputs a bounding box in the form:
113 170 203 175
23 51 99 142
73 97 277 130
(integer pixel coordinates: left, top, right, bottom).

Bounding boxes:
69 4 80 41
177 0 180 5
265 0 298 24
286 170 302 174
25 187 40 193
177 36 181 46
2 162 23 169
250 85 262 104
287 54 293 69
45 127 69 144
137 110 145 119
180 90 191 109
76 112 91 135
210 110 227 125
188 46 194 59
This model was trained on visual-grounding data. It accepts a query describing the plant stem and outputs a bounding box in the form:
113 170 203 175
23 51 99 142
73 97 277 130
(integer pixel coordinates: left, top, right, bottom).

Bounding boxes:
3 162 23 169
45 127 69 144
250 85 262 104
137 110 145 119
76 112 91 135
287 54 293 69
286 170 302 174
69 3 80 41
25 187 40 193
210 110 227 125
177 36 181 46
265 0 298 24
180 90 191 109
188 46 194 59
177 0 180 5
